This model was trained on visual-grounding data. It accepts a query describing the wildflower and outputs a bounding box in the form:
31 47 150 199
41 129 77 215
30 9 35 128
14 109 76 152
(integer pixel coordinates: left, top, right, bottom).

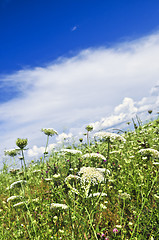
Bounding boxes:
139 148 159 158
44 178 52 182
16 138 28 149
41 128 58 136
13 201 26 208
61 149 82 155
78 167 104 185
32 169 41 174
82 153 106 161
115 225 122 229
154 194 159 199
128 222 133 226
94 132 126 142
52 173 61 179
7 195 22 203
85 125 93 132
119 192 131 200
96 168 110 175
4 149 19 157
87 192 107 198
113 228 118 233
50 203 68 210
9 168 20 174
100 203 107 209
9 180 27 189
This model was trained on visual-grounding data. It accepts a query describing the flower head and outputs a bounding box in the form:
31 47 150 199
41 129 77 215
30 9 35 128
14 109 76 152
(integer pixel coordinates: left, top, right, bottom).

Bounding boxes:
113 228 118 233
94 132 126 143
82 153 106 161
9 180 27 189
119 192 131 200
16 138 28 149
41 128 58 136
50 203 68 210
7 195 22 203
5 149 20 157
139 148 159 158
85 125 93 132
61 149 82 155
78 167 104 185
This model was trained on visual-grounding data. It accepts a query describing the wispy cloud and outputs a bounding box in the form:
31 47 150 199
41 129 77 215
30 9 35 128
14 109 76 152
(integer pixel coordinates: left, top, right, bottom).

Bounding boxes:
71 25 78 31
1 32 159 167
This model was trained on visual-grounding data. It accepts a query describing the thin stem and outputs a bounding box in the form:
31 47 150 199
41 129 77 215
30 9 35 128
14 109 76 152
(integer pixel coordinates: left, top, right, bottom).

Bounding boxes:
85 207 98 240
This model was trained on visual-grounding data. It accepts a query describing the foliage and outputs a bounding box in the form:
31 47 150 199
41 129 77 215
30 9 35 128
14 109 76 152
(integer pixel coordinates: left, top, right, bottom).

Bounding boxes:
0 118 159 239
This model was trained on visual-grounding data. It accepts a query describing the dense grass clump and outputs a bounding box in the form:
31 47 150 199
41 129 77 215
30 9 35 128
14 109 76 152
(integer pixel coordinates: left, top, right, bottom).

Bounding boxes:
0 119 159 239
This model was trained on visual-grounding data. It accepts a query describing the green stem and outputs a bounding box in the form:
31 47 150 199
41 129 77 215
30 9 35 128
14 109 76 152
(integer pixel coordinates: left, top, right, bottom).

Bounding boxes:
22 149 27 171
43 135 49 164
85 207 98 240
130 170 158 239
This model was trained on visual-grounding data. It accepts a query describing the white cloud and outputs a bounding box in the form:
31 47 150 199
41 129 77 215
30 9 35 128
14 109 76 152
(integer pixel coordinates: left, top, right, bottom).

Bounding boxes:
71 26 78 31
1 31 159 168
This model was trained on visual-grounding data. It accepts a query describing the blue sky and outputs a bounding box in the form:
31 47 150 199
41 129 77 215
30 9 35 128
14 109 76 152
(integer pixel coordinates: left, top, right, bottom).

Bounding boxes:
1 0 159 167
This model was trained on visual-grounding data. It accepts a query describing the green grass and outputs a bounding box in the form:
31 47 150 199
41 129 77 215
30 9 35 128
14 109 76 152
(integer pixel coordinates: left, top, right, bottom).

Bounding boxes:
0 118 159 239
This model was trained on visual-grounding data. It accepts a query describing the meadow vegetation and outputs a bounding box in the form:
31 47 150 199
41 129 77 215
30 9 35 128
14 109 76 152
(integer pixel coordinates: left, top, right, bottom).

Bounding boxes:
0 116 159 239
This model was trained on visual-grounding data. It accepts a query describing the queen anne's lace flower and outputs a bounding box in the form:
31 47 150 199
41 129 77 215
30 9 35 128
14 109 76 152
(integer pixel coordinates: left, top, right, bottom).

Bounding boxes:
5 149 20 157
82 153 106 161
119 192 131 200
87 192 107 198
94 132 126 142
13 201 26 208
7 195 22 203
61 149 82 155
9 180 27 189
50 203 68 210
139 148 159 158
78 167 105 185
41 128 58 136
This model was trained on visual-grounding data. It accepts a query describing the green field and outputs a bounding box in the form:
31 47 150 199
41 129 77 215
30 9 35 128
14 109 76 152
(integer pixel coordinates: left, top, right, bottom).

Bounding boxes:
0 118 159 239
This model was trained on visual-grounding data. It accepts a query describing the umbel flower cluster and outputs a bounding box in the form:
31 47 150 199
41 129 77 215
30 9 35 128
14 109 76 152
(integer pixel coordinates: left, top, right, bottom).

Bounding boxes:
78 167 105 185
61 149 82 155
4 149 19 157
16 138 28 149
94 131 126 142
41 128 58 136
82 153 106 161
139 148 159 158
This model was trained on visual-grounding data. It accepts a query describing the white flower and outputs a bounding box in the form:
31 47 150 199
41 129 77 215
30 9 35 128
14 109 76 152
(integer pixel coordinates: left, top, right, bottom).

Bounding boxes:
94 132 126 142
50 203 68 210
7 195 22 203
78 167 105 185
119 192 131 200
61 149 82 155
100 203 107 209
87 192 107 198
13 201 27 208
139 148 159 158
44 178 52 182
82 153 106 161
9 180 27 189
52 174 61 179
96 168 110 175
32 169 41 174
